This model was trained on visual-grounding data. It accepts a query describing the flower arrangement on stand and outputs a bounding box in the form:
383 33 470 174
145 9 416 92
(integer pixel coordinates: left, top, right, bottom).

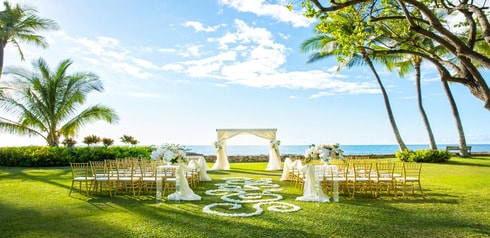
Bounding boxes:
270 139 280 151
304 144 326 164
322 143 344 162
151 143 188 164
304 143 344 164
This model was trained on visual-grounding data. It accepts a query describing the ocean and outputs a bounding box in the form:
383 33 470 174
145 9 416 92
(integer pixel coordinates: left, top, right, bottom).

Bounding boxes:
186 144 490 156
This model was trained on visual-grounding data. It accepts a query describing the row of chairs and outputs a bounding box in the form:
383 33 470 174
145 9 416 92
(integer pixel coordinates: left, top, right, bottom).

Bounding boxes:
69 158 200 197
289 159 424 198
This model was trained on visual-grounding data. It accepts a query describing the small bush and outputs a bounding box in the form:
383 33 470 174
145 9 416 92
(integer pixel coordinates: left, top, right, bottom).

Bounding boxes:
0 146 152 167
396 149 451 163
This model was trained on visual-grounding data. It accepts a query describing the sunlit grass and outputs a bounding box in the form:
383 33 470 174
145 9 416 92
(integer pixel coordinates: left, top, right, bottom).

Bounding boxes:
0 157 489 237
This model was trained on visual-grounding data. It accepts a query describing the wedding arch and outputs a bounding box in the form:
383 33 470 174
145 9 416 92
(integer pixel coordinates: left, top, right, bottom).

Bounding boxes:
212 128 282 170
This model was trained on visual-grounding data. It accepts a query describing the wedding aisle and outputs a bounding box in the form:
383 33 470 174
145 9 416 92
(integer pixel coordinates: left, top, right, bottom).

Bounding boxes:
202 177 301 217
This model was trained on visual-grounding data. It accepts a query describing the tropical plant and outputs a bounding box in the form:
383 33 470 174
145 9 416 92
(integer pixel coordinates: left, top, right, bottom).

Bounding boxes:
83 135 100 146
413 56 437 150
0 1 59 76
300 9 408 151
62 137 76 148
389 53 438 150
0 57 119 146
102 137 114 148
396 149 451 162
120 135 138 146
297 0 490 111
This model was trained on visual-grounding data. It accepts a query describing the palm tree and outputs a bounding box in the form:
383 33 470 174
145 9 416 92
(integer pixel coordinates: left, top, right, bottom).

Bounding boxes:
301 11 408 151
120 135 138 146
389 54 438 150
442 80 470 157
83 135 101 146
0 57 119 146
0 1 59 76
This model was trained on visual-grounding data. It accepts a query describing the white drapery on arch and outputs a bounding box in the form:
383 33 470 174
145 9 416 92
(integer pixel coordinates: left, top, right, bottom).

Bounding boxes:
212 128 282 170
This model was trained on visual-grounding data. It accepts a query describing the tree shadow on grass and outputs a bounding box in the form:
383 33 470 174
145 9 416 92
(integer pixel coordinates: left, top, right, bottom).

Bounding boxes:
445 159 490 168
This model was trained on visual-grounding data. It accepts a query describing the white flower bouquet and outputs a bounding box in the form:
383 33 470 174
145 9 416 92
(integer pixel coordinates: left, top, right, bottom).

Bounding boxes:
151 143 188 164
304 143 344 164
213 140 223 151
270 139 281 150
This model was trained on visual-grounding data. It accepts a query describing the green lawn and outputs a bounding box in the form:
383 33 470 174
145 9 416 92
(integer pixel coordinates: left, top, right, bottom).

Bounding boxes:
1 157 489 238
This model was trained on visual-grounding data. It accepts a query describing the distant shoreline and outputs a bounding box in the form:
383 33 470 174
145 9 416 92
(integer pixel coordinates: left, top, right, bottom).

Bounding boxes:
186 144 490 156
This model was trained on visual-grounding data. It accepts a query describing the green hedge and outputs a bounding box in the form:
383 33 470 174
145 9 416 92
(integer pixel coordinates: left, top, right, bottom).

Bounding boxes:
0 146 152 167
395 149 451 163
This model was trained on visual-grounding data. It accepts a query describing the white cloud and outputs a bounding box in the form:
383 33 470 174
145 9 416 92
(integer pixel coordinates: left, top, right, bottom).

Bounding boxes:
132 58 160 70
184 21 226 32
161 63 185 71
178 45 203 58
163 19 380 95
218 0 314 27
158 48 177 53
110 62 153 79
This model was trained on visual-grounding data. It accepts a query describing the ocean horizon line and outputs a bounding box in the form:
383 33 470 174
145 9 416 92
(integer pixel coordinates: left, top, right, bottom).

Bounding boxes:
184 144 490 156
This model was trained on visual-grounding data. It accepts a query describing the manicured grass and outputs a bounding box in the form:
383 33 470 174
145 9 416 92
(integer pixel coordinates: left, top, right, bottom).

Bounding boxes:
1 157 489 237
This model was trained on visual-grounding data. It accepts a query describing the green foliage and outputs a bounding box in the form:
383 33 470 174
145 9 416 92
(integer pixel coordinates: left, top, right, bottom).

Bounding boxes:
83 135 101 146
120 135 139 146
396 149 451 163
61 138 77 148
102 137 114 148
0 146 151 166
0 58 119 146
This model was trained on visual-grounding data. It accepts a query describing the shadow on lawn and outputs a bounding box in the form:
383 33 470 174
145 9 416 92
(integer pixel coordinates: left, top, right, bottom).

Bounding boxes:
445 158 490 168
75 176 488 237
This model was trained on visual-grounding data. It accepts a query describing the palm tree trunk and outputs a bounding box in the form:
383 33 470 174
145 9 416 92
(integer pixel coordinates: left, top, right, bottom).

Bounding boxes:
442 80 470 157
361 50 407 151
415 60 437 150
0 44 5 78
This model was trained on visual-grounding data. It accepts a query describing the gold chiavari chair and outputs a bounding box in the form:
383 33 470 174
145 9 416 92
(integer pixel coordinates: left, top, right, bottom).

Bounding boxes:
69 162 94 196
90 160 114 196
372 162 395 197
114 159 141 196
160 166 177 197
348 161 373 197
139 160 158 194
395 162 424 198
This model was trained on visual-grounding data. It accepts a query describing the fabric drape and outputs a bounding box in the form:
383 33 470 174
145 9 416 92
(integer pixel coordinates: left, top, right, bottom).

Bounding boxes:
212 129 282 170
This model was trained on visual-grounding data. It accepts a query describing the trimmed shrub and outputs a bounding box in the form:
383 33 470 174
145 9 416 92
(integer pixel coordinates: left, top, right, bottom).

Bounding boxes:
0 146 152 167
396 149 451 163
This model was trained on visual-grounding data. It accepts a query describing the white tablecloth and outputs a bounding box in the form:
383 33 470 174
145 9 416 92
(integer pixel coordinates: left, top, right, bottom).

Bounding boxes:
156 163 201 203
187 155 212 181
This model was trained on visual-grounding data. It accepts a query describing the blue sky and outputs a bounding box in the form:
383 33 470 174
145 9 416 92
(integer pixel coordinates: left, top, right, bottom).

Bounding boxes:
1 0 489 146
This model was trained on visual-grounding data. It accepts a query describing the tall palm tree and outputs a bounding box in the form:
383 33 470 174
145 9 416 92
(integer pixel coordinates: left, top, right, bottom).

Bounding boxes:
442 80 470 157
0 1 58 76
389 54 438 150
0 58 119 146
301 12 408 151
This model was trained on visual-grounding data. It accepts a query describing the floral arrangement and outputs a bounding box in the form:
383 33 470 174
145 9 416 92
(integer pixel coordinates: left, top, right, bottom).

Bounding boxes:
213 140 223 151
151 143 188 164
270 139 281 151
322 143 344 160
304 143 344 164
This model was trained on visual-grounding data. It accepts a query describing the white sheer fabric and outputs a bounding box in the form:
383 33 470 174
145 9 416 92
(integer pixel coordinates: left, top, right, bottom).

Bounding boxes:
280 158 299 181
296 164 330 202
212 140 230 170
187 156 212 181
212 129 282 170
167 163 201 201
197 156 212 181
